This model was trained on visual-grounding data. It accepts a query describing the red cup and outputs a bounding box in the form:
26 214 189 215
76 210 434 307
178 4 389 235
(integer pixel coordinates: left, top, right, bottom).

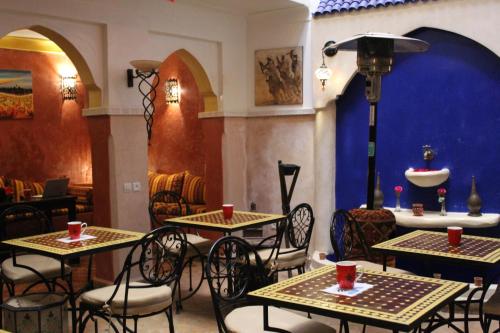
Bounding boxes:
336 261 363 290
68 221 87 240
222 204 234 220
447 226 463 246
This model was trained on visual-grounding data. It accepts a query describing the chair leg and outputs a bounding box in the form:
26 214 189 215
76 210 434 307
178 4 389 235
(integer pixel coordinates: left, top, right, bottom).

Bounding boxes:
133 317 138 333
188 257 193 291
166 306 175 333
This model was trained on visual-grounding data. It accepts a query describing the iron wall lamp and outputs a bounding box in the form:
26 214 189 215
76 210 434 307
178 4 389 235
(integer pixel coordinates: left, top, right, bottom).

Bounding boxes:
165 78 180 104
315 41 335 90
61 75 77 100
127 60 162 141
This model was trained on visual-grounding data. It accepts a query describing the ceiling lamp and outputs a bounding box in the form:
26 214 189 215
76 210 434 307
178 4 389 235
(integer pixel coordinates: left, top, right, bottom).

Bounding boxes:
324 32 429 209
127 60 162 142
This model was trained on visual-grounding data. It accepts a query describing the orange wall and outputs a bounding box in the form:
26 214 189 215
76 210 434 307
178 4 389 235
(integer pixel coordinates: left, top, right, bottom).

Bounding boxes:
0 48 91 184
148 54 206 177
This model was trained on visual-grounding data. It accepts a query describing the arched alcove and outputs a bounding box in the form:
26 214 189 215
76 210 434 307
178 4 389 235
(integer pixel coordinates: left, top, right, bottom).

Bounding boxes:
335 28 500 212
148 49 223 214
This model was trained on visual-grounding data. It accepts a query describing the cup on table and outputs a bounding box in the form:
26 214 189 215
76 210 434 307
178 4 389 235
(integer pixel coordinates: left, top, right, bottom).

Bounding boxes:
412 203 424 216
23 188 32 201
222 204 234 219
68 221 87 240
447 226 463 246
336 261 363 290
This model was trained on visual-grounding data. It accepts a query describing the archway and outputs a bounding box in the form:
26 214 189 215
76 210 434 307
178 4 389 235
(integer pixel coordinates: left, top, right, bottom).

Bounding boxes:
148 49 223 216
335 28 500 213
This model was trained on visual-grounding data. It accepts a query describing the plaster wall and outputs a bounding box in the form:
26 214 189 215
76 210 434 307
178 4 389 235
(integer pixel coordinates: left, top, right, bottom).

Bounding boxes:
309 0 500 252
0 48 91 184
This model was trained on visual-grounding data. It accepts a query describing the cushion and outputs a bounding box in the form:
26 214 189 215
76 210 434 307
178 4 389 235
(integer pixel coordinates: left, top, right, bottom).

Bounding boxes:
181 172 206 204
148 171 185 199
152 202 188 217
80 282 172 316
189 204 207 214
253 248 307 270
164 233 212 257
51 204 93 216
67 185 93 206
225 305 335 333
0 176 6 188
1 254 71 283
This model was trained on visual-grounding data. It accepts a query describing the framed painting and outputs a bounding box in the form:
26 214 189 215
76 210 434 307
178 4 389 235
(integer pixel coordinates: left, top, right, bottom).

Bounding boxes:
0 69 34 119
255 46 303 106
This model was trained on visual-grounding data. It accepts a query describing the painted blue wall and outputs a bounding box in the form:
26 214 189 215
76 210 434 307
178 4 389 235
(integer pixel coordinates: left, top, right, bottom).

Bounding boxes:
336 28 500 213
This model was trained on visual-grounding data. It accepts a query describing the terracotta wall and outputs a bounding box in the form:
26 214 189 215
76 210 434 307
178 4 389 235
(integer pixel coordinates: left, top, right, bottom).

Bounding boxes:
149 54 205 177
0 48 91 184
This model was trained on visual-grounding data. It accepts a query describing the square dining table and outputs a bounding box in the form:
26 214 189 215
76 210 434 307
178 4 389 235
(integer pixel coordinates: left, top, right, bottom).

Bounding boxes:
2 226 145 333
165 210 285 234
248 265 468 333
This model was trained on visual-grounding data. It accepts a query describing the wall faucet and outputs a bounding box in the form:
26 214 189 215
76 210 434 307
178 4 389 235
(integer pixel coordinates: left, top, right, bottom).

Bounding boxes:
423 145 435 161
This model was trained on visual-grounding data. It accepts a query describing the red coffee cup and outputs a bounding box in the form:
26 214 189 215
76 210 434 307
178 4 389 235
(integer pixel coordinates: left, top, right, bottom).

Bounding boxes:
336 261 363 290
68 221 87 240
447 226 463 246
222 204 234 220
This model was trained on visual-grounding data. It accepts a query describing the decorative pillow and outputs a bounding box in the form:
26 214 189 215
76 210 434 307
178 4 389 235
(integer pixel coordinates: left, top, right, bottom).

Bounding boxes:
148 171 185 198
0 176 5 188
67 185 93 205
181 172 206 204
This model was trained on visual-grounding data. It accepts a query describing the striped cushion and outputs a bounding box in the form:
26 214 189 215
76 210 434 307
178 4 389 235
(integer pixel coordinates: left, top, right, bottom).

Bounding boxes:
181 172 206 204
148 171 185 199
151 202 188 217
189 204 207 214
68 185 93 205
0 176 5 188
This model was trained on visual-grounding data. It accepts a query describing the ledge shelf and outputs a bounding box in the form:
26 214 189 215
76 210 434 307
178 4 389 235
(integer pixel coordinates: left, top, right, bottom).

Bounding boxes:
386 207 500 229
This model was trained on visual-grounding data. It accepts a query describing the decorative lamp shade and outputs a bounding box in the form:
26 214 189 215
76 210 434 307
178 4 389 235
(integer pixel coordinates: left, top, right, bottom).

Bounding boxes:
315 63 332 89
165 78 180 104
61 75 77 100
129 60 162 73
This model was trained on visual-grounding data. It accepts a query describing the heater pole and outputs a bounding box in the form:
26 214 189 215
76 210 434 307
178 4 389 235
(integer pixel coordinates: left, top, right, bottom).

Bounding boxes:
366 102 378 210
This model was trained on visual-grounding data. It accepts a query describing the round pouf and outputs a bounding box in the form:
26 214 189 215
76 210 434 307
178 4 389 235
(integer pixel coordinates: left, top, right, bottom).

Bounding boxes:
349 208 396 263
2 293 68 333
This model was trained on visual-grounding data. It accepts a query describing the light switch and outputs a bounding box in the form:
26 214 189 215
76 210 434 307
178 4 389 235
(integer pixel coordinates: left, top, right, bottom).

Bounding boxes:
132 181 141 192
123 182 132 193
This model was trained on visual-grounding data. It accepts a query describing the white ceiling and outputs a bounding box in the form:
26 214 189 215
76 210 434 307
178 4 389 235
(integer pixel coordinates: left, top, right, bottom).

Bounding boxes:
183 0 307 15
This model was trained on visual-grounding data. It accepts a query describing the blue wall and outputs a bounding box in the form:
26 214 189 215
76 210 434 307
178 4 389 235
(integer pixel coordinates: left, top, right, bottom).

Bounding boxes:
336 28 500 213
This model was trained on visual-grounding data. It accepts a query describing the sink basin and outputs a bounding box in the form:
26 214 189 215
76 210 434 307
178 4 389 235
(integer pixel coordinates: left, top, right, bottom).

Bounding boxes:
405 168 450 187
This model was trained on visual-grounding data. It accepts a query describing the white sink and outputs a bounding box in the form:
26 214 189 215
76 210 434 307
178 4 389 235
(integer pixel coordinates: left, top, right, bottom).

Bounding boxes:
405 168 450 187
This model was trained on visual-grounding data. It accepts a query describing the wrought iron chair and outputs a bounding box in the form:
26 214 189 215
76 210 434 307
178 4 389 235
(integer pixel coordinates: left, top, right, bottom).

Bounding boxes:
148 190 211 309
205 235 336 333
255 203 314 276
0 205 72 294
484 285 500 333
78 225 187 333
330 209 412 274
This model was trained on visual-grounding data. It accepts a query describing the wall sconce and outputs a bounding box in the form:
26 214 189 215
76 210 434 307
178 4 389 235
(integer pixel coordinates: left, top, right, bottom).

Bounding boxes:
127 60 162 141
315 41 335 90
61 75 77 100
165 78 180 104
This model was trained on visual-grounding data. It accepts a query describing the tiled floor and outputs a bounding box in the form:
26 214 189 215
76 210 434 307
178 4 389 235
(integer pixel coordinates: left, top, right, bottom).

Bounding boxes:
2 257 486 332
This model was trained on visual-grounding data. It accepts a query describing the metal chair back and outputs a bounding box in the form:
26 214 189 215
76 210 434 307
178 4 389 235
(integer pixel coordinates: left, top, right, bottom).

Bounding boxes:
330 209 371 261
205 236 272 333
0 205 53 259
148 190 188 228
107 225 187 317
286 203 314 252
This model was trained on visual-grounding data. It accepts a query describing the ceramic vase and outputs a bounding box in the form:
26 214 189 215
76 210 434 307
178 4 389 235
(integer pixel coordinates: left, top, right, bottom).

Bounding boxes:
440 198 447 216
467 176 482 217
373 173 384 209
395 192 401 212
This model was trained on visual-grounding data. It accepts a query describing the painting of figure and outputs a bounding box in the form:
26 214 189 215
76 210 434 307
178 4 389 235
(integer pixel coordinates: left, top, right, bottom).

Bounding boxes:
0 69 34 119
255 47 302 106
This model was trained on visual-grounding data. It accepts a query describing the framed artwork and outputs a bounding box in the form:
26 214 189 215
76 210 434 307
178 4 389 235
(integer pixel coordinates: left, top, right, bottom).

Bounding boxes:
255 46 303 106
0 69 34 119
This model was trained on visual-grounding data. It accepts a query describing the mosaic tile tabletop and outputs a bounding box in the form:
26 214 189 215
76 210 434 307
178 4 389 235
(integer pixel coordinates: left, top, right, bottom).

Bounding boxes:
249 265 467 328
372 230 500 264
2 226 144 256
165 210 285 230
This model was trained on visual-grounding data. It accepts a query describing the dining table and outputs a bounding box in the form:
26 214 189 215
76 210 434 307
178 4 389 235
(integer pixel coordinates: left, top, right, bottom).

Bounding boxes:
248 265 468 333
372 229 500 332
1 226 145 333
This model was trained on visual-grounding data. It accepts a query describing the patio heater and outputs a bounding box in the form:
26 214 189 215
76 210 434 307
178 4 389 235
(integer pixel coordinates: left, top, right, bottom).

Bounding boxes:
324 33 429 209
